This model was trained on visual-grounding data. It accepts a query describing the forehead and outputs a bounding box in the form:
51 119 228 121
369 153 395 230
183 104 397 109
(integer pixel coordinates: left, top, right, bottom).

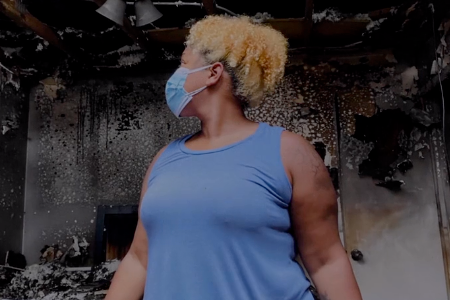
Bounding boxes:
182 46 201 60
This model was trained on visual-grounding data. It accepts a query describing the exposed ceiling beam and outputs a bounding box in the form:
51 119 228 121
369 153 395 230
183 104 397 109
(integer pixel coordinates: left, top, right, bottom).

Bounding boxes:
304 0 314 46
143 19 370 47
304 0 314 21
93 0 151 50
0 0 72 55
202 0 216 15
369 7 393 21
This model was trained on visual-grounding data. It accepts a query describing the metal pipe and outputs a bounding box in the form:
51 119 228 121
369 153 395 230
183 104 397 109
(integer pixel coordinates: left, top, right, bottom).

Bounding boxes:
0 62 13 74
216 5 237 16
125 1 238 16
0 264 25 272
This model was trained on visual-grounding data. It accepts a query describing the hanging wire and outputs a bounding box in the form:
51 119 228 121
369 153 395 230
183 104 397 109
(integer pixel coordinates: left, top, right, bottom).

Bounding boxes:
0 63 13 74
429 3 447 147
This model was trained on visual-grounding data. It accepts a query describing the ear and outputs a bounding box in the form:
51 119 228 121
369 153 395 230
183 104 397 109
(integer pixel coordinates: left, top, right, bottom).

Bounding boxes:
205 62 224 87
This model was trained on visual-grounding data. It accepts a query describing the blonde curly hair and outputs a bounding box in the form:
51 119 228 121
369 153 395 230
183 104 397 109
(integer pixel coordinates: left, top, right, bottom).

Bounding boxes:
186 15 288 103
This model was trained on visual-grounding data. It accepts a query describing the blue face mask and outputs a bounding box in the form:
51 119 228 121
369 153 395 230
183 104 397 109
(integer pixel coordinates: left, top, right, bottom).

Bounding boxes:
165 65 212 117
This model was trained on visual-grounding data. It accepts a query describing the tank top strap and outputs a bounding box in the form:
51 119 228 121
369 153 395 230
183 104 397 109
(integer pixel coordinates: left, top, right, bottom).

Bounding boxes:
147 137 185 186
250 122 293 204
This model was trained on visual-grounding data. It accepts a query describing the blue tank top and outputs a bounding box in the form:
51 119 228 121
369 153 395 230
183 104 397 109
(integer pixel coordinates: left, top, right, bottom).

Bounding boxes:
141 122 314 300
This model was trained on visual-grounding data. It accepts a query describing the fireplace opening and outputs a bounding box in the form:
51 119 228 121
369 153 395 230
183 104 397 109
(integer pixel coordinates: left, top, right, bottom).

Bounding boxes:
94 205 138 264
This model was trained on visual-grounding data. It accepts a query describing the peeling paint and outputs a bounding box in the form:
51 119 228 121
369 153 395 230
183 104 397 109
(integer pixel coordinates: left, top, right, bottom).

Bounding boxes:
40 77 66 100
400 66 419 96
366 18 387 31
312 9 343 23
1 70 21 91
251 12 273 23
368 66 417 111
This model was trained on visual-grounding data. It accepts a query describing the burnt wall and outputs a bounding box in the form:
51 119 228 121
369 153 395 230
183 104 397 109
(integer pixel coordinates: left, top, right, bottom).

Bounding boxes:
0 84 29 261
23 58 347 264
20 50 440 264
23 72 200 264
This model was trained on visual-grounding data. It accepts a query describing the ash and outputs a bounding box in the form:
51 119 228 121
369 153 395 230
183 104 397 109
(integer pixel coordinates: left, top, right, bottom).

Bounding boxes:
0 260 120 300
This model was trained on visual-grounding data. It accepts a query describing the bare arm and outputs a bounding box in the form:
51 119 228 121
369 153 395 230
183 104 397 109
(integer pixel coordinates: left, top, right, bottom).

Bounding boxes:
281 132 362 300
105 146 167 300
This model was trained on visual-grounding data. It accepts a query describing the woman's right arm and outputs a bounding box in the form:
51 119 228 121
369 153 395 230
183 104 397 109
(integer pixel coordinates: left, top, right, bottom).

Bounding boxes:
105 146 167 300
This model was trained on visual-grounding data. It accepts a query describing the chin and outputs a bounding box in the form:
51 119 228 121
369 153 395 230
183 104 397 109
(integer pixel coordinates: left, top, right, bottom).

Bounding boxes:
179 109 190 117
179 103 196 117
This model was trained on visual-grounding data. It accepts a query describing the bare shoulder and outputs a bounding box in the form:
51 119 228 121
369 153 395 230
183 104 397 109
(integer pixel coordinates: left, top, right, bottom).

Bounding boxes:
281 131 325 174
280 131 316 156
280 131 332 191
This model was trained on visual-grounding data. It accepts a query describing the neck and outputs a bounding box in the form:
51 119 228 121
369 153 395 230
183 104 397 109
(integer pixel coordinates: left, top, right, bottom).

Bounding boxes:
196 95 252 139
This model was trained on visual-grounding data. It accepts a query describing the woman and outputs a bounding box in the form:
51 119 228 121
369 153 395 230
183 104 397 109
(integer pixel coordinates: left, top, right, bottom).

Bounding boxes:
106 16 362 300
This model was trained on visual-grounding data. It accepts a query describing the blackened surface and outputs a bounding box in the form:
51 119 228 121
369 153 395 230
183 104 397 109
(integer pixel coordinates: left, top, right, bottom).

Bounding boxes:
354 109 413 181
0 86 29 261
328 167 339 190
397 159 413 174
376 179 405 191
314 141 327 161
440 80 450 167
24 73 200 264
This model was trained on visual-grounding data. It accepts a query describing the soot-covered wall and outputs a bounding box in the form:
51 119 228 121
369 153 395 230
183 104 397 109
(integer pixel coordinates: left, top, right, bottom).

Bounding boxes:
22 51 433 264
23 59 346 264
0 84 28 262
24 73 200 263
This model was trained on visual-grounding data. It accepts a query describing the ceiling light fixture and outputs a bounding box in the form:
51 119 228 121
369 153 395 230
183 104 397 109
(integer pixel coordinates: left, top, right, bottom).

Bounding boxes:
96 0 127 26
135 0 163 27
96 0 162 27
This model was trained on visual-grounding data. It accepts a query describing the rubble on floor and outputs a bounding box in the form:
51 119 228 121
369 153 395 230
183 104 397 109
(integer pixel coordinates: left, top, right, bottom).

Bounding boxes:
39 236 90 267
1 236 118 300
0 259 119 300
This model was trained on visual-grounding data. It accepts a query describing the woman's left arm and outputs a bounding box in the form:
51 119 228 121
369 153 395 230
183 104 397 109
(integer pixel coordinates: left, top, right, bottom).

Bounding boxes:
281 131 362 300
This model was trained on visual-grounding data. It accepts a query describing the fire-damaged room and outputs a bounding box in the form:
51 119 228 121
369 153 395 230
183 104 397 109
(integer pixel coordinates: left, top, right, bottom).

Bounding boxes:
0 0 450 299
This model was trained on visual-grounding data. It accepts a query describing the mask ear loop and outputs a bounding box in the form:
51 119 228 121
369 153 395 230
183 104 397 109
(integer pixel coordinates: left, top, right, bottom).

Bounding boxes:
176 64 214 117
183 64 213 95
187 64 213 74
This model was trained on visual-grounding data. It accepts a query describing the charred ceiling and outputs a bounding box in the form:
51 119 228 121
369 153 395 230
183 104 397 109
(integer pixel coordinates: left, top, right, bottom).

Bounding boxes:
0 0 448 94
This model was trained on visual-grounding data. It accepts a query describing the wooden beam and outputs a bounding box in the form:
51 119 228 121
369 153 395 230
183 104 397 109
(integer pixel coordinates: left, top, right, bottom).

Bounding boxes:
143 19 371 47
0 0 71 54
202 0 216 15
304 0 314 21
93 0 151 50
304 0 314 47
368 7 393 21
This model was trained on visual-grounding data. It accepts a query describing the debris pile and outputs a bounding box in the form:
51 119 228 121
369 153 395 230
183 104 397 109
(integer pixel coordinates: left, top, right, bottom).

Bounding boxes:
0 236 114 299
40 236 90 267
0 259 120 300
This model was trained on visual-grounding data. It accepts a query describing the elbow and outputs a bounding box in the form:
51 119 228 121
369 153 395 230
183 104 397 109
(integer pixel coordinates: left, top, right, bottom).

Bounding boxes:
301 242 347 276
